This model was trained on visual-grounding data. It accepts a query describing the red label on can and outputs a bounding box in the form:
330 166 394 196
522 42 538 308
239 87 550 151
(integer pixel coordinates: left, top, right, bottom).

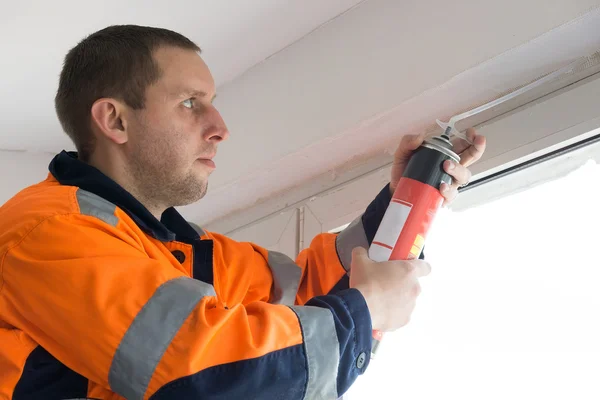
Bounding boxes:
372 330 384 341
369 177 444 344
368 177 444 262
390 178 444 260
389 177 443 260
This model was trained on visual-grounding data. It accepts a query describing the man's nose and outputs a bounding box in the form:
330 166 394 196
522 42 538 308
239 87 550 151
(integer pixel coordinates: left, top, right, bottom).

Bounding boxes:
203 106 230 142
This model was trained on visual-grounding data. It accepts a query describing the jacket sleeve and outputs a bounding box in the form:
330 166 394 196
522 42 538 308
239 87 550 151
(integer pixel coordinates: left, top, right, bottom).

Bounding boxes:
0 213 371 400
295 184 425 303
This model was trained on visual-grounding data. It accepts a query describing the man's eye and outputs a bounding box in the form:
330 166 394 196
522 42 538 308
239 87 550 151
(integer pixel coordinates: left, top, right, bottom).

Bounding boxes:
182 98 195 109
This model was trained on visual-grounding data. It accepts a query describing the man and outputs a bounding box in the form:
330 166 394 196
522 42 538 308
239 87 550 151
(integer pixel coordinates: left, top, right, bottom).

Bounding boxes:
0 25 485 399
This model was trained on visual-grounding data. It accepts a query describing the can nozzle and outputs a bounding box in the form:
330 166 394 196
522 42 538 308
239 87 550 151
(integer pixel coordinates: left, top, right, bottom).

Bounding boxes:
435 119 473 145
435 58 583 147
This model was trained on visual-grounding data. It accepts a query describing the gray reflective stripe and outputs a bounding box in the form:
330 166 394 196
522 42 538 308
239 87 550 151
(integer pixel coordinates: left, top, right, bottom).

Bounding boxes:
108 277 215 400
188 221 206 237
76 189 118 226
267 251 302 306
291 306 340 400
335 215 368 272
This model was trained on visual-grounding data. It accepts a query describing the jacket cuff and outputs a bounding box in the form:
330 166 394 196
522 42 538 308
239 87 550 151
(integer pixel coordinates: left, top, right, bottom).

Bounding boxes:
303 287 372 397
338 288 372 362
334 288 373 394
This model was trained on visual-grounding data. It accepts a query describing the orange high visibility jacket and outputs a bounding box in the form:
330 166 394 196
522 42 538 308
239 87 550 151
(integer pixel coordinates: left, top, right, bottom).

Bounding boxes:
0 151 400 400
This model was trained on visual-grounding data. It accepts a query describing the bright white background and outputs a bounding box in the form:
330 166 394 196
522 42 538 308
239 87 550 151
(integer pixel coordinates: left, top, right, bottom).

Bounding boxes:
345 146 600 398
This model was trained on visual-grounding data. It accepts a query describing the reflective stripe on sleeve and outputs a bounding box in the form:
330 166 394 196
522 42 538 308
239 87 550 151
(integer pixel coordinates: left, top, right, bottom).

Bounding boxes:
267 251 302 306
335 216 368 272
290 305 340 400
108 277 215 400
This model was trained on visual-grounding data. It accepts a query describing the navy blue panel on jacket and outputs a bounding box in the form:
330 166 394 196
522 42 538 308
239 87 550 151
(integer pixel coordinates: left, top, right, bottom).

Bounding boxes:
328 274 350 296
151 288 371 399
362 184 393 245
192 239 215 284
12 345 88 400
151 345 307 400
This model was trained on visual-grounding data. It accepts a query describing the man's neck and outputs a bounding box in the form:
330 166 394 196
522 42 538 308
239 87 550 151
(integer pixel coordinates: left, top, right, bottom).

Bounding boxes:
87 152 166 220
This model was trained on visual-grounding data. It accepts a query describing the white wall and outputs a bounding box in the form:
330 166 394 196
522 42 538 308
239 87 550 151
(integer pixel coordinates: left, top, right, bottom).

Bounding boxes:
0 151 55 205
227 208 299 259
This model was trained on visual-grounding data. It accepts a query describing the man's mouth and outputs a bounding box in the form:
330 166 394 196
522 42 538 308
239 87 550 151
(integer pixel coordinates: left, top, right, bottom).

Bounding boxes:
196 157 216 169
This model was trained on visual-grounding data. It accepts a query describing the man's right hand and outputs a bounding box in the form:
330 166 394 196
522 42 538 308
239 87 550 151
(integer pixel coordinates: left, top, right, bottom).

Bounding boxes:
350 247 431 332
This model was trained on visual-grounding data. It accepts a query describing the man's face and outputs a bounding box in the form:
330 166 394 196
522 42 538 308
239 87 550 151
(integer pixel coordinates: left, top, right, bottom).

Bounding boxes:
125 47 228 209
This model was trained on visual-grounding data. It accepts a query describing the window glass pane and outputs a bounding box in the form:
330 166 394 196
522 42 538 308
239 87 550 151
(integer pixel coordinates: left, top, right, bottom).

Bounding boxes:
345 137 600 399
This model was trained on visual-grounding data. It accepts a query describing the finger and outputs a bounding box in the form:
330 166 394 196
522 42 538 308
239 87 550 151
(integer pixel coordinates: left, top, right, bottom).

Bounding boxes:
351 246 369 261
459 132 486 167
450 128 477 154
394 133 426 160
412 281 422 297
443 160 472 186
411 260 432 278
440 182 458 205
450 138 470 155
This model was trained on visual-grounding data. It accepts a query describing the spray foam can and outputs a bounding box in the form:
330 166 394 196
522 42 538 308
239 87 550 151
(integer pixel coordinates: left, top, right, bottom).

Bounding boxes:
369 133 460 357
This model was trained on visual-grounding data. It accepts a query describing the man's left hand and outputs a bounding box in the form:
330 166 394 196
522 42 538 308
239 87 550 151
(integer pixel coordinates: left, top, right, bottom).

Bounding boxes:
389 128 487 206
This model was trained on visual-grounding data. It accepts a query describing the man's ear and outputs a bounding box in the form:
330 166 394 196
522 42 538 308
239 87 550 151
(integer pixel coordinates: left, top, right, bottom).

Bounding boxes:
90 98 129 145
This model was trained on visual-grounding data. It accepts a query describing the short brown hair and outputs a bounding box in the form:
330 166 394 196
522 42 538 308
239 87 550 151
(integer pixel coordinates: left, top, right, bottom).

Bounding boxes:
55 25 200 161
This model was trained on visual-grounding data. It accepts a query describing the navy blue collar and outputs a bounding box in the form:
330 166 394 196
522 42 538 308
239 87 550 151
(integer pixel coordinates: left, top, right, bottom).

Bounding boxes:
49 150 199 242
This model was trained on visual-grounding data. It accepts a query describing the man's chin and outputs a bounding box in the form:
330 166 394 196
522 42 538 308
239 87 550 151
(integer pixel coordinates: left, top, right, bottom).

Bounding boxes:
172 182 208 207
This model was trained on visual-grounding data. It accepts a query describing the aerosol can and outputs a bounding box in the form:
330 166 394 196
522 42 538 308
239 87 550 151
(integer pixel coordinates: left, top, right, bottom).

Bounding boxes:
366 56 586 357
369 132 460 357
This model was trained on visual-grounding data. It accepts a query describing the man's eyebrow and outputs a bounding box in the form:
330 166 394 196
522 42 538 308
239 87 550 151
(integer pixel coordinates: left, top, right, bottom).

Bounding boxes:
178 89 217 102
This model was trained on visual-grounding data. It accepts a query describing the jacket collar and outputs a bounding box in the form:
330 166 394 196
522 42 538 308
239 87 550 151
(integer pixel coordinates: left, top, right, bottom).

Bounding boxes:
49 150 200 242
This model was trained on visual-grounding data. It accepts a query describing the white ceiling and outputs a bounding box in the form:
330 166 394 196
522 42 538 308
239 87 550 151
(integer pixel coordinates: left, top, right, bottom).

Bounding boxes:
192 0 600 228
2 0 600 229
0 0 364 152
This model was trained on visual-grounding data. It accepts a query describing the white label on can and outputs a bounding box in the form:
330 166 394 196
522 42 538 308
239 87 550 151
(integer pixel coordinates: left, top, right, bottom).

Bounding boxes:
368 200 412 262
